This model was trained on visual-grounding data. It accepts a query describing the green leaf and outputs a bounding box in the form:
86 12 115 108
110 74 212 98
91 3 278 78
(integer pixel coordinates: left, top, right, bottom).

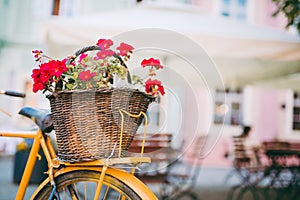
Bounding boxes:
73 72 78 79
272 0 300 33
93 75 101 82
66 83 74 90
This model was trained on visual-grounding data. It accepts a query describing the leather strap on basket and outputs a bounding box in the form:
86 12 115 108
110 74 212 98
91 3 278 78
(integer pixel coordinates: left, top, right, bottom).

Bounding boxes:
67 45 132 84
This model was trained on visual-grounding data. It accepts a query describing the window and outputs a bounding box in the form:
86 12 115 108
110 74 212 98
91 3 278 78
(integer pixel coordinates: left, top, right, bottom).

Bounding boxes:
214 89 243 126
293 92 300 130
221 0 231 17
236 0 247 20
220 0 247 20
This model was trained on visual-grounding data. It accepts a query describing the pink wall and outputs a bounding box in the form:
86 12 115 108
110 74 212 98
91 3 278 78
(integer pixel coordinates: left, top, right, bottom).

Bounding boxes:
191 0 214 11
198 86 290 168
191 0 289 32
253 88 278 141
251 87 289 141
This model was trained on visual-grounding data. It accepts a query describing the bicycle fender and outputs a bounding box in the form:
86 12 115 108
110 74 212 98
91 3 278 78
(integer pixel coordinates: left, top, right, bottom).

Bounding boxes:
30 166 158 200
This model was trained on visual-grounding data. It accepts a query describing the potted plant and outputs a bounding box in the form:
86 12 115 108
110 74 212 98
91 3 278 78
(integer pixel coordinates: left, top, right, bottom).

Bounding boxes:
31 39 165 162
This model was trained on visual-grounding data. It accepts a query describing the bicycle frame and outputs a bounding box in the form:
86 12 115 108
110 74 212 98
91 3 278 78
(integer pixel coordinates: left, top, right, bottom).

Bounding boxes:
0 119 157 200
0 130 40 199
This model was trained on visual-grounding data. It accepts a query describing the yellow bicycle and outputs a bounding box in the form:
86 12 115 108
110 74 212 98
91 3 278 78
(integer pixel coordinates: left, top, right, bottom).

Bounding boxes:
0 90 157 200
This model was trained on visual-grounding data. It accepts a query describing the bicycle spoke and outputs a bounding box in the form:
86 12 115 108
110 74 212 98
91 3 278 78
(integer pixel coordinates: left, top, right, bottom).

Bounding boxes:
84 182 86 200
103 186 109 199
67 184 80 199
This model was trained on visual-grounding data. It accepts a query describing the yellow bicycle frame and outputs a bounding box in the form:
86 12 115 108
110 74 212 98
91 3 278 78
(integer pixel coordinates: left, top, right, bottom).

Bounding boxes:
0 131 40 199
0 110 158 200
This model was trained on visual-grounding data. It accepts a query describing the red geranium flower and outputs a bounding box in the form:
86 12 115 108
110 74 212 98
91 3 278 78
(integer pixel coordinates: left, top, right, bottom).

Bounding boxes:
31 69 49 84
32 82 45 93
96 39 113 50
62 57 75 66
48 60 68 77
39 72 51 83
30 38 166 96
32 50 43 62
78 53 88 64
145 78 165 96
39 62 51 72
141 58 164 69
31 69 41 80
95 50 115 60
78 70 97 81
116 42 134 56
32 50 43 55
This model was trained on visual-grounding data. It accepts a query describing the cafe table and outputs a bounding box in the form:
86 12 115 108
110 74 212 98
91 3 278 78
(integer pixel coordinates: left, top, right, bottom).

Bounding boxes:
260 140 300 199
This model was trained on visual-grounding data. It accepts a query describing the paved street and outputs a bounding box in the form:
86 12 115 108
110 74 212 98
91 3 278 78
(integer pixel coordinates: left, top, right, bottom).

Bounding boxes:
0 156 37 200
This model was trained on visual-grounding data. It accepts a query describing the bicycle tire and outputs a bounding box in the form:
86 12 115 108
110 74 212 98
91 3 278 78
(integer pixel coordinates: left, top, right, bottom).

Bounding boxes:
32 170 143 200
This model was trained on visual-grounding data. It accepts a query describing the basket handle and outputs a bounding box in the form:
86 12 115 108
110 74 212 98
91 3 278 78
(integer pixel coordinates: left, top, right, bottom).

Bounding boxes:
67 45 132 84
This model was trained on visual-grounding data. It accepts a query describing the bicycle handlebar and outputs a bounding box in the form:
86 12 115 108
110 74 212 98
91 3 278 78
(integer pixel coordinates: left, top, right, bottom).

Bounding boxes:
0 90 26 98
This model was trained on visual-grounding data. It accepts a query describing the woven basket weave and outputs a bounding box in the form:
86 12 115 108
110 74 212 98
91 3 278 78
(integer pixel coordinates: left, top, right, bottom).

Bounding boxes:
48 88 154 162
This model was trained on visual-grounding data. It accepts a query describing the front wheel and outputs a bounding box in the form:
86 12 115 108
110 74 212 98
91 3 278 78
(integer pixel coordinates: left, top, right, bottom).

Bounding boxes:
32 170 152 200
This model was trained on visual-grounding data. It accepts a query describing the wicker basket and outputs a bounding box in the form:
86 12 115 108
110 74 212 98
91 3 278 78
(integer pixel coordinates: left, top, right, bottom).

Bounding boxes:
48 88 154 162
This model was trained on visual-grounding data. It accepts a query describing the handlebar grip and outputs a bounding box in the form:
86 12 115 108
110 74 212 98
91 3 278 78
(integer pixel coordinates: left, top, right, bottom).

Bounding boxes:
3 90 26 98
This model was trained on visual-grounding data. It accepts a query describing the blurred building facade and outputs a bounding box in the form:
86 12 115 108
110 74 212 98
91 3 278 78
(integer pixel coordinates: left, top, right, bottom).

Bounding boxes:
0 0 299 160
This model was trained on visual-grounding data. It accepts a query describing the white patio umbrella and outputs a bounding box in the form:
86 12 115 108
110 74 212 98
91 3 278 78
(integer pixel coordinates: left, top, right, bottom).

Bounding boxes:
41 4 300 89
